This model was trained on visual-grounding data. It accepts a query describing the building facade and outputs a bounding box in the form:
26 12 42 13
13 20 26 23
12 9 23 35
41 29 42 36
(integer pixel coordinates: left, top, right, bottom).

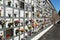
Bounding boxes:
0 0 57 40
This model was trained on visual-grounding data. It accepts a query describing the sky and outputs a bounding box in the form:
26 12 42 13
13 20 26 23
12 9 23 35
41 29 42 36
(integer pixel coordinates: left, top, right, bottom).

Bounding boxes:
50 0 60 12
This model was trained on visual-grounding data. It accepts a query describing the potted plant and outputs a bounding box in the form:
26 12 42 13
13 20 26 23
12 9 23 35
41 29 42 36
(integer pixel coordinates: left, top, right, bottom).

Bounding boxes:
15 3 18 8
32 22 37 28
32 22 39 28
35 22 39 26
37 13 40 18
8 14 11 18
6 34 10 39
21 38 25 40
32 13 34 17
39 20 43 22
25 20 28 25
8 22 13 28
0 35 4 40
26 13 29 18
15 29 20 36
31 18 34 23
20 28 25 34
32 5 34 11
8 0 11 6
28 25 32 30
14 14 16 17
0 19 7 28
14 20 20 26
44 22 46 25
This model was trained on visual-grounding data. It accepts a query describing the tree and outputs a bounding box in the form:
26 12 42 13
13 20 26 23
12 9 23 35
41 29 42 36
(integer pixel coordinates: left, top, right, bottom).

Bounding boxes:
58 10 60 16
